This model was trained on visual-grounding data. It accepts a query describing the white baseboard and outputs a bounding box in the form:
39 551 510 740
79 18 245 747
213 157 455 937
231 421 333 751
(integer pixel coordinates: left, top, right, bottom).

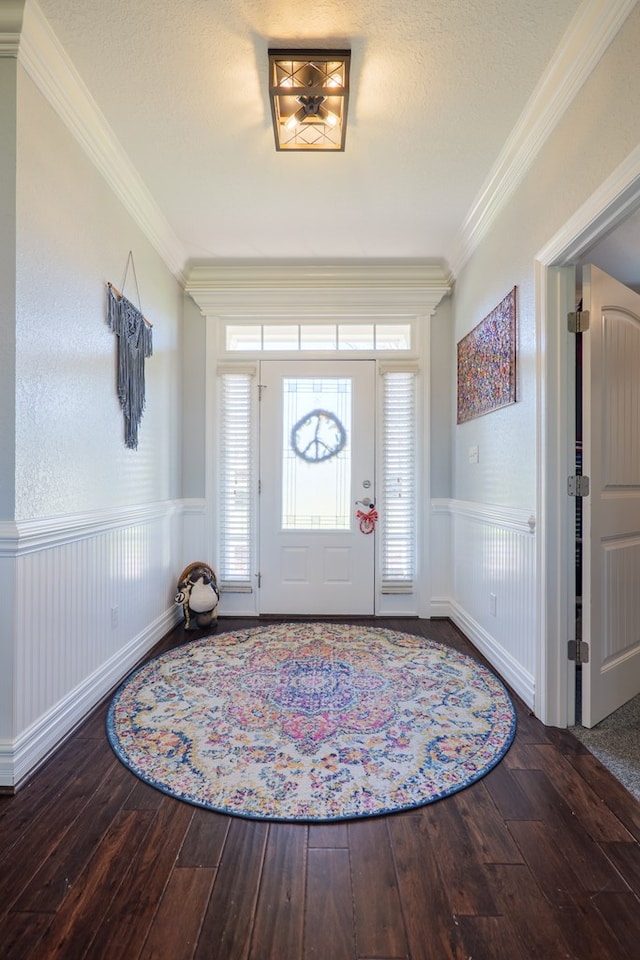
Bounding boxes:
428 597 453 618
3 604 181 790
0 741 13 789
449 600 535 709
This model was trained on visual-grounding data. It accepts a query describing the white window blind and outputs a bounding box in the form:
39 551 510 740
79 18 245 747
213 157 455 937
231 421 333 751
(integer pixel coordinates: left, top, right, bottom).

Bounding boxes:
218 373 254 591
381 371 416 593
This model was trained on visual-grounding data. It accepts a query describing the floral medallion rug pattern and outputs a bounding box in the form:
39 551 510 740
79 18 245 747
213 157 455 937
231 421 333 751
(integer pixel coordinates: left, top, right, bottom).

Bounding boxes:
107 623 516 821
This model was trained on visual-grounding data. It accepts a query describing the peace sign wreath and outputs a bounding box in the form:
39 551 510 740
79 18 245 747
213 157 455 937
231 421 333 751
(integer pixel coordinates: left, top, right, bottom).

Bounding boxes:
291 409 346 463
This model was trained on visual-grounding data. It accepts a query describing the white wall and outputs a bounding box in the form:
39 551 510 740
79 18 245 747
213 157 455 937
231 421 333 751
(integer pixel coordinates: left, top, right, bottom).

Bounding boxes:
0 60 185 787
0 58 17 519
15 70 182 519
430 294 453 500
443 2 640 714
181 293 207 500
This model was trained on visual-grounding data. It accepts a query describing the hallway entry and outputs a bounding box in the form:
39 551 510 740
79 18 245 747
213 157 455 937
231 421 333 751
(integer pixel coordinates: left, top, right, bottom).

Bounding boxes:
258 360 376 614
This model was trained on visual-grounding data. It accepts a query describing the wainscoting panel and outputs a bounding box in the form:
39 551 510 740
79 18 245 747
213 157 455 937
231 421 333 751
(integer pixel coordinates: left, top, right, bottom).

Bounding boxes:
179 499 209 573
431 500 537 708
603 536 640 664
0 500 203 788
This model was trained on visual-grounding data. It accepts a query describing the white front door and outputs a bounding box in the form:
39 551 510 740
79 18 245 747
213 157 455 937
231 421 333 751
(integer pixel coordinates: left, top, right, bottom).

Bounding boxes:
581 264 640 726
259 360 376 614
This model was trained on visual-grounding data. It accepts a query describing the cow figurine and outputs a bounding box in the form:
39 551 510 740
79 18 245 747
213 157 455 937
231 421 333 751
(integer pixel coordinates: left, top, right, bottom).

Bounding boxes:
175 562 220 631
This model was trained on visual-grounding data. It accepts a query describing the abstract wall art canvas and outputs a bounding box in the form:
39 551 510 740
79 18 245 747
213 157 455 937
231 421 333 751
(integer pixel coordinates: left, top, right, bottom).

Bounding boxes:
457 287 517 424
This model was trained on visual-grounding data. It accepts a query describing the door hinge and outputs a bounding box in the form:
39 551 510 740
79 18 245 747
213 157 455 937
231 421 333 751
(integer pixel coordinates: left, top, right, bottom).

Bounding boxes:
257 384 267 401
568 475 590 497
568 310 589 333
256 572 261 588
568 639 590 664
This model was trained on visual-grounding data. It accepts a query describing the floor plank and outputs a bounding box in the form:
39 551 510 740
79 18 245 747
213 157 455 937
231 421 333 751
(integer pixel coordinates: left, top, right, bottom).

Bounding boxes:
308 822 349 848
87 797 195 960
483 863 576 960
138 867 216 960
453 915 532 960
249 823 307 960
10 756 136 914
348 818 409 958
389 812 467 960
418 798 499 916
524 743 635 842
177 809 230 868
304 848 355 960
27 808 155 959
449 781 523 865
194 817 269 960
590 890 640 958
505 819 587 908
568 751 640 841
509 768 630 893
0 743 117 915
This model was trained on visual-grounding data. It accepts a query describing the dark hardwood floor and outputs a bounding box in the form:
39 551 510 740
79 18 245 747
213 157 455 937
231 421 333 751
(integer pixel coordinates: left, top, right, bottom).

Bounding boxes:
2 617 640 960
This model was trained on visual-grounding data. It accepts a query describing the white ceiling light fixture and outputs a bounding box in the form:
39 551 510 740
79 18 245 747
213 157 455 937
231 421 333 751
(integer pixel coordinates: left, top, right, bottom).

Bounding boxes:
268 49 351 152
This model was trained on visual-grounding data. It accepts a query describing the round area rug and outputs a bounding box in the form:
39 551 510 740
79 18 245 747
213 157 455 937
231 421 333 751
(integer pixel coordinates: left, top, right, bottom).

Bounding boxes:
106 623 516 821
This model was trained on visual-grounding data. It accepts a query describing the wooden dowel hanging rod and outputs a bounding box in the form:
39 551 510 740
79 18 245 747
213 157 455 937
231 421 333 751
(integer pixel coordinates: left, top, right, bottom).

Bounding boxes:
106 282 153 327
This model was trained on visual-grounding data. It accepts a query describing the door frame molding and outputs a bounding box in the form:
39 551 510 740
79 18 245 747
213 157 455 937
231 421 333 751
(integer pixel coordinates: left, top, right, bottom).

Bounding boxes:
535 144 640 726
193 263 451 619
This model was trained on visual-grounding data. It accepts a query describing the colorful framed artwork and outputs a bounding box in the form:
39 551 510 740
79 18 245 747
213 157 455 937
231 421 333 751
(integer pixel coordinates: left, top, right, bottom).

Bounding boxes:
457 287 517 424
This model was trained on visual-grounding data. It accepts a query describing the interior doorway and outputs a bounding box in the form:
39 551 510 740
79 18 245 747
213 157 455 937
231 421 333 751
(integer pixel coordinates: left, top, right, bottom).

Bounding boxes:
536 153 640 728
574 265 640 727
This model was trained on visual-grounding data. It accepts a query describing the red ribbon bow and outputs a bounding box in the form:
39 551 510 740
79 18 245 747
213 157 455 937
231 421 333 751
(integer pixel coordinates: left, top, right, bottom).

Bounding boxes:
356 507 378 534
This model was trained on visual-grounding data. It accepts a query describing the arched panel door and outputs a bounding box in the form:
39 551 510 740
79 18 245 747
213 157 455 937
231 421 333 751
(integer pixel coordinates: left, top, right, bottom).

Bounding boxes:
581 265 640 726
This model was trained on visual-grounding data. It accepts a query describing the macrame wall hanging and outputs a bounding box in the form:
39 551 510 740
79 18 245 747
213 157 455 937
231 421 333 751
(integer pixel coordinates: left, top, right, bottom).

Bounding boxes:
106 252 153 450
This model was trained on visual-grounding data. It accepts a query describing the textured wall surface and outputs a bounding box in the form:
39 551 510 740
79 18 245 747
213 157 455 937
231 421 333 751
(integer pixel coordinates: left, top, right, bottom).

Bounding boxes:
0 59 17 519
15 68 182 521
430 295 453 499
181 293 206 500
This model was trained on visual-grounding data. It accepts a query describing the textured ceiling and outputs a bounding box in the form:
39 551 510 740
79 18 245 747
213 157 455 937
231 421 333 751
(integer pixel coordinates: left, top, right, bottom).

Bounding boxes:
35 0 585 270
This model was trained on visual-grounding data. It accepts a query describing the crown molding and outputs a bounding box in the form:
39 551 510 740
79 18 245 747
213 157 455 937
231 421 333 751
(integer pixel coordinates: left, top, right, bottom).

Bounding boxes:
0 2 25 56
185 261 453 317
451 0 638 276
18 0 188 282
0 34 21 56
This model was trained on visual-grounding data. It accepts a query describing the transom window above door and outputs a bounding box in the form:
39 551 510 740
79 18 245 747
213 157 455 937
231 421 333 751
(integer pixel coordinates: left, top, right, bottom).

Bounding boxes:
224 320 413 353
